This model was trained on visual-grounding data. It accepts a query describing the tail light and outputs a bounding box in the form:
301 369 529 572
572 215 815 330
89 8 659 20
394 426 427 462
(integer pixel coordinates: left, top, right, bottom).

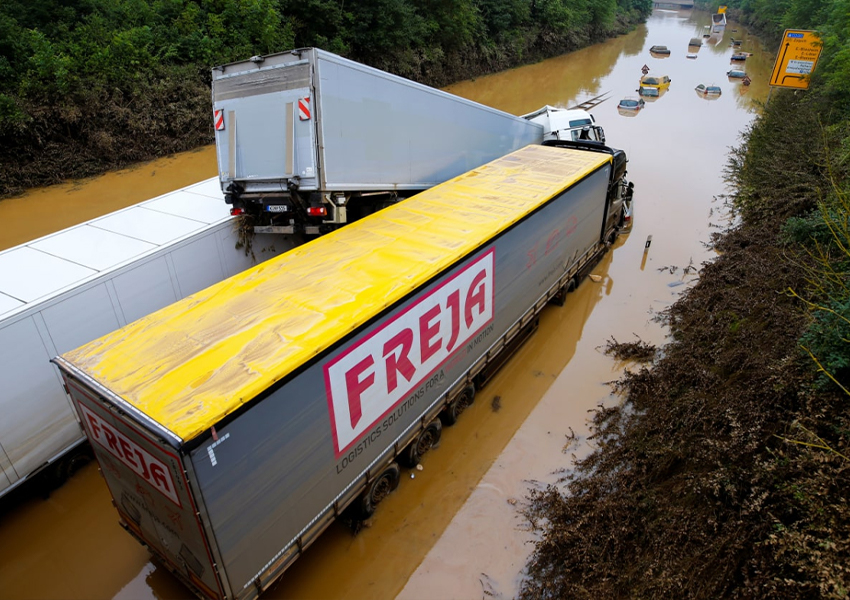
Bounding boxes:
230 207 245 216
307 206 327 217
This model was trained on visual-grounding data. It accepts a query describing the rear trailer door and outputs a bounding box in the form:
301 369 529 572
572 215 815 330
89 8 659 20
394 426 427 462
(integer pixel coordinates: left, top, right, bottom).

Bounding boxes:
213 59 319 192
59 371 226 599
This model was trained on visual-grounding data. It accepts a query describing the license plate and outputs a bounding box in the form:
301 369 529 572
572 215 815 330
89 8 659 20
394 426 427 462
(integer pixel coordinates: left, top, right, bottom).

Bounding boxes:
266 205 289 213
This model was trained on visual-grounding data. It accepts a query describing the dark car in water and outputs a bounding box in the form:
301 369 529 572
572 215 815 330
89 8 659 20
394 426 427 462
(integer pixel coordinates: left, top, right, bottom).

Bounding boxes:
618 97 645 110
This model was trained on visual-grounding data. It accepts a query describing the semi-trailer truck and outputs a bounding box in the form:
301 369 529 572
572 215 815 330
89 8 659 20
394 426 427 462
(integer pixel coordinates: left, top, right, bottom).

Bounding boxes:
212 48 606 236
0 180 289 500
55 141 633 599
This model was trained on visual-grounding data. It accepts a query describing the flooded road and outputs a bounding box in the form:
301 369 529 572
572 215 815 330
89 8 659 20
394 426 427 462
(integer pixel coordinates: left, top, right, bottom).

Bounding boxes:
400 11 772 599
0 146 218 252
0 9 771 599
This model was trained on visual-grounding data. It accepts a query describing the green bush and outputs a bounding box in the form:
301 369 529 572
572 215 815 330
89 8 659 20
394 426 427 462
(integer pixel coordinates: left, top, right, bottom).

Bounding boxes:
0 0 649 195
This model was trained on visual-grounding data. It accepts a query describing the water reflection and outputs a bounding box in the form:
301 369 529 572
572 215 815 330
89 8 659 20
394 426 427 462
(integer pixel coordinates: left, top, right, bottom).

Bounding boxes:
443 24 648 115
618 107 644 117
0 146 218 252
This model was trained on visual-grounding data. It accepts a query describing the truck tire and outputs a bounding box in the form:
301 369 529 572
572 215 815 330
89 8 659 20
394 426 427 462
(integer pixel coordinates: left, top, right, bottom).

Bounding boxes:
359 463 401 519
441 384 475 426
60 448 92 482
551 284 569 306
48 447 93 489
400 419 442 468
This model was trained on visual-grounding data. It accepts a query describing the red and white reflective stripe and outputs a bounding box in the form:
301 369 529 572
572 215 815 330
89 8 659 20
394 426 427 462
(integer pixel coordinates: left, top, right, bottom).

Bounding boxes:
214 109 224 131
298 97 311 121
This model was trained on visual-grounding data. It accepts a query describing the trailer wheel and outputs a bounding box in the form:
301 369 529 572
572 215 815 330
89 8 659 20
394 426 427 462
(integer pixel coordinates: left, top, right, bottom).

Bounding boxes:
441 384 475 426
551 286 567 307
552 275 580 306
400 419 442 467
359 463 401 519
60 448 92 482
49 447 93 489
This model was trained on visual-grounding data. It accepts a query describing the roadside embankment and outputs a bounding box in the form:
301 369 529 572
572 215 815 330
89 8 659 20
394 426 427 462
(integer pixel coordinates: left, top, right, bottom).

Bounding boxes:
519 86 850 597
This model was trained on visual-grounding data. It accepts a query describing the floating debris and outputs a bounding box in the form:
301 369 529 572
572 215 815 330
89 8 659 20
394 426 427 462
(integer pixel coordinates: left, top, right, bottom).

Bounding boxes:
602 335 656 362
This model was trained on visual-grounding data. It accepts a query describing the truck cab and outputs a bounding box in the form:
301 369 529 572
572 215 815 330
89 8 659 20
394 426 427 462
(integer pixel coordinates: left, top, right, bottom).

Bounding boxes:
521 105 606 143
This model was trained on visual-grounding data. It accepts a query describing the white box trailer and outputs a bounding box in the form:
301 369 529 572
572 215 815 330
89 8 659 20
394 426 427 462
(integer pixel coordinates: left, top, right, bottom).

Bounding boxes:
0 179 290 499
212 47 544 234
55 143 633 599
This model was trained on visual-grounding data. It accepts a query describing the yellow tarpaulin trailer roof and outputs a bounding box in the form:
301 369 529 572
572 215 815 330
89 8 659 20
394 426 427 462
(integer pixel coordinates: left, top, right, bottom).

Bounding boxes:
61 145 611 442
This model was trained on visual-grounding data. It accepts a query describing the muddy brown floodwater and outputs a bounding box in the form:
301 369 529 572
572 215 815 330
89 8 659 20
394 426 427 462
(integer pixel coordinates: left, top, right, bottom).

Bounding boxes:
0 9 771 600
0 146 218 252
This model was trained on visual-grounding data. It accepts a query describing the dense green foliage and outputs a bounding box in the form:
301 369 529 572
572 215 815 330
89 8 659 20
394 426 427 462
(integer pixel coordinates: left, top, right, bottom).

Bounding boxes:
520 1 850 597
0 0 651 196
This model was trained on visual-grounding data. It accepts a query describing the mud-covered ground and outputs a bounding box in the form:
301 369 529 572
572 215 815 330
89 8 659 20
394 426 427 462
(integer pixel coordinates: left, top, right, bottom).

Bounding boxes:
518 90 850 598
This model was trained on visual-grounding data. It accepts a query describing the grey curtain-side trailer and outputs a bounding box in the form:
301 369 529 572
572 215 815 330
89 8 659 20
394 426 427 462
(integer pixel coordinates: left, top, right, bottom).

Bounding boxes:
54 143 632 599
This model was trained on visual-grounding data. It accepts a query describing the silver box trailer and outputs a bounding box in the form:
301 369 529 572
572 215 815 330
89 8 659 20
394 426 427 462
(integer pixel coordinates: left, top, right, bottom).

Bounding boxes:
55 144 632 599
0 180 289 499
212 47 543 234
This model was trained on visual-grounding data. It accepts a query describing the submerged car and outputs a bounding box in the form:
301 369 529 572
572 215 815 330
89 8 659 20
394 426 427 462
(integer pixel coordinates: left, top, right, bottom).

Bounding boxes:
727 69 747 79
640 74 672 90
649 45 671 55
695 84 722 98
638 86 660 100
618 97 645 111
730 52 748 61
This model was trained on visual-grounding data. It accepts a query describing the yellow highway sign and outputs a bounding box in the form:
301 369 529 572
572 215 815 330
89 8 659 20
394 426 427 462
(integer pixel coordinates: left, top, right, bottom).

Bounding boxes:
770 30 822 89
